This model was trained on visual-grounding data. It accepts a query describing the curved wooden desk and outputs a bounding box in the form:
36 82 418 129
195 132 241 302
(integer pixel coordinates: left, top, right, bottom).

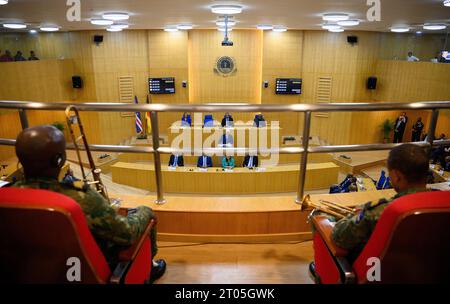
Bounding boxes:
111 162 339 194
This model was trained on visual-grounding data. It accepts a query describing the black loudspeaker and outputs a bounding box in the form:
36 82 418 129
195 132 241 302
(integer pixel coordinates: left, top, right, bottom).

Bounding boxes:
93 35 103 44
347 36 358 44
72 76 83 89
367 76 377 90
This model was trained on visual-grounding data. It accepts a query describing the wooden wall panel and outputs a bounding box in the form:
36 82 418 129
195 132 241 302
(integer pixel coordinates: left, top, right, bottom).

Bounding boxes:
188 30 263 104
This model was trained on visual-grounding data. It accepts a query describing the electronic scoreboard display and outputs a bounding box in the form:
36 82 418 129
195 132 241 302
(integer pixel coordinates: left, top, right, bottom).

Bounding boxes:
275 78 302 95
148 77 175 94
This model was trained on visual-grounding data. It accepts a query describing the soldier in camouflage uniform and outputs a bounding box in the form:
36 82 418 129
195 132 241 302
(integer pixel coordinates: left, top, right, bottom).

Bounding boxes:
330 144 430 261
13 125 166 282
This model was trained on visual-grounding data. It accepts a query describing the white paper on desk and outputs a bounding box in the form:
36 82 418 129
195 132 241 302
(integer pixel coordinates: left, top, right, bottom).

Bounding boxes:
167 166 177 171
197 168 208 172
224 169 233 172
256 167 267 172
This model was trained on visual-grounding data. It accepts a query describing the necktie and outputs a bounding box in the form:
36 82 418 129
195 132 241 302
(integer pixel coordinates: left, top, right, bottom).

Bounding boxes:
174 155 178 167
203 156 206 167
248 157 253 168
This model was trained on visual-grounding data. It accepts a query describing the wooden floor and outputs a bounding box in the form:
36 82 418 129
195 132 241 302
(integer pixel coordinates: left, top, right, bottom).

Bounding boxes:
155 241 314 284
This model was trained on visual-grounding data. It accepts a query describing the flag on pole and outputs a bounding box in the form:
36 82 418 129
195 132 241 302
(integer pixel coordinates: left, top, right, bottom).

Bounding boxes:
134 96 143 134
145 95 152 133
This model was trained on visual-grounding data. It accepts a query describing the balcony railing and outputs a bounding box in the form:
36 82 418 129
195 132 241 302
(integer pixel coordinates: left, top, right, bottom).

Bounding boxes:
1 100 449 204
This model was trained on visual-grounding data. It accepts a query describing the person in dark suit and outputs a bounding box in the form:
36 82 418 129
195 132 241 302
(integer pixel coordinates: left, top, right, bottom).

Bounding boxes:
393 112 408 143
168 154 184 167
197 153 213 168
243 154 258 168
411 117 424 142
253 113 266 128
221 112 234 128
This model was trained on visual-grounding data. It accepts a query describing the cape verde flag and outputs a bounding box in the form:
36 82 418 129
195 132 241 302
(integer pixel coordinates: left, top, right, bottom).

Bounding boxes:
134 96 143 134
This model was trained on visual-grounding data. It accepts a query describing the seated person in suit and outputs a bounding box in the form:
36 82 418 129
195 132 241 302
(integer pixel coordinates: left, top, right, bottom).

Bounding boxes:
243 153 258 168
220 130 234 147
197 153 213 168
61 168 80 186
203 114 214 127
221 112 234 128
253 113 266 127
181 112 191 127
12 125 166 281
328 144 429 261
222 155 235 169
168 153 184 167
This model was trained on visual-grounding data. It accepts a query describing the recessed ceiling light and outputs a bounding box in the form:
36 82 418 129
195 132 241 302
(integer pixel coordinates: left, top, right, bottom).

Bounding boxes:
273 26 287 32
211 4 243 14
416 31 422 35
40 26 59 32
91 19 113 26
218 27 233 32
177 24 193 30
423 23 447 30
216 20 236 27
322 13 349 22
29 29 37 34
390 27 410 33
337 19 360 26
0 0 8 5
111 23 129 29
102 12 129 21
444 0 450 7
329 28 344 33
107 27 122 32
322 24 341 30
257 24 274 30
164 27 179 32
3 23 27 29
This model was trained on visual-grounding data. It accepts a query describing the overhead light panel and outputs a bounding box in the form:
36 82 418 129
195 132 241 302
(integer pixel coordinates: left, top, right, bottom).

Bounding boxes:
337 19 360 26
322 13 349 22
29 29 37 34
273 26 287 32
211 4 243 14
390 27 410 33
111 23 129 29
40 26 59 32
322 24 341 30
91 19 114 26
0 0 8 5
444 0 450 7
102 12 129 21
107 27 122 32
177 24 193 30
218 27 233 32
164 27 179 32
257 24 273 30
423 23 447 30
3 23 27 29
329 28 344 33
216 20 236 27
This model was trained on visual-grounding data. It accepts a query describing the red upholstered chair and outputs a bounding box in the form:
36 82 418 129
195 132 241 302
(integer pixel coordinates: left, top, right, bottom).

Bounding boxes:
311 191 450 284
0 188 154 284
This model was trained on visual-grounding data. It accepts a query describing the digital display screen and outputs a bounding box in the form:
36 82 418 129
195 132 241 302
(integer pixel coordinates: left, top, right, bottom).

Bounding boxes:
149 77 175 94
275 78 302 95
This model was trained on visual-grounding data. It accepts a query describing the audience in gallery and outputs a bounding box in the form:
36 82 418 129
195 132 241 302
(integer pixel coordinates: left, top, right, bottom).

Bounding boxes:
0 50 40 62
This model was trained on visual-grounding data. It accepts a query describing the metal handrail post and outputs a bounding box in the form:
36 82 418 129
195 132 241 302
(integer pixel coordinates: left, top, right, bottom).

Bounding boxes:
296 111 312 204
426 109 439 156
150 111 166 205
18 109 29 130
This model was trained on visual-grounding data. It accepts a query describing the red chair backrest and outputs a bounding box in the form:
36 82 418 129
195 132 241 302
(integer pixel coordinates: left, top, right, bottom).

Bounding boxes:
353 191 450 283
0 188 111 283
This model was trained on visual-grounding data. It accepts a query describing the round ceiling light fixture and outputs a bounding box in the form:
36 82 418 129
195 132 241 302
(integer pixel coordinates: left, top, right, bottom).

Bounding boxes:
390 26 410 33
177 24 193 30
0 0 9 5
257 24 274 30
329 28 344 33
444 0 450 7
3 23 27 29
322 13 349 22
321 24 341 30
211 4 243 14
337 19 360 26
164 27 179 32
29 29 38 34
102 12 129 21
111 23 129 29
40 26 59 32
218 27 233 32
107 27 122 32
91 19 114 26
216 19 236 27
273 26 287 32
423 23 447 30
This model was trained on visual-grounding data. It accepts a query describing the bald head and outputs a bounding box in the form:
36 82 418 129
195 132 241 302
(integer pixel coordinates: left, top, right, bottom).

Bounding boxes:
16 125 66 179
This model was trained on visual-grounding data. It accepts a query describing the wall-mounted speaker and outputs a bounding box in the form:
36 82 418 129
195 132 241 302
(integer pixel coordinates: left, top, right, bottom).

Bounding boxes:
72 76 83 89
93 35 103 44
347 36 358 45
367 76 377 90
